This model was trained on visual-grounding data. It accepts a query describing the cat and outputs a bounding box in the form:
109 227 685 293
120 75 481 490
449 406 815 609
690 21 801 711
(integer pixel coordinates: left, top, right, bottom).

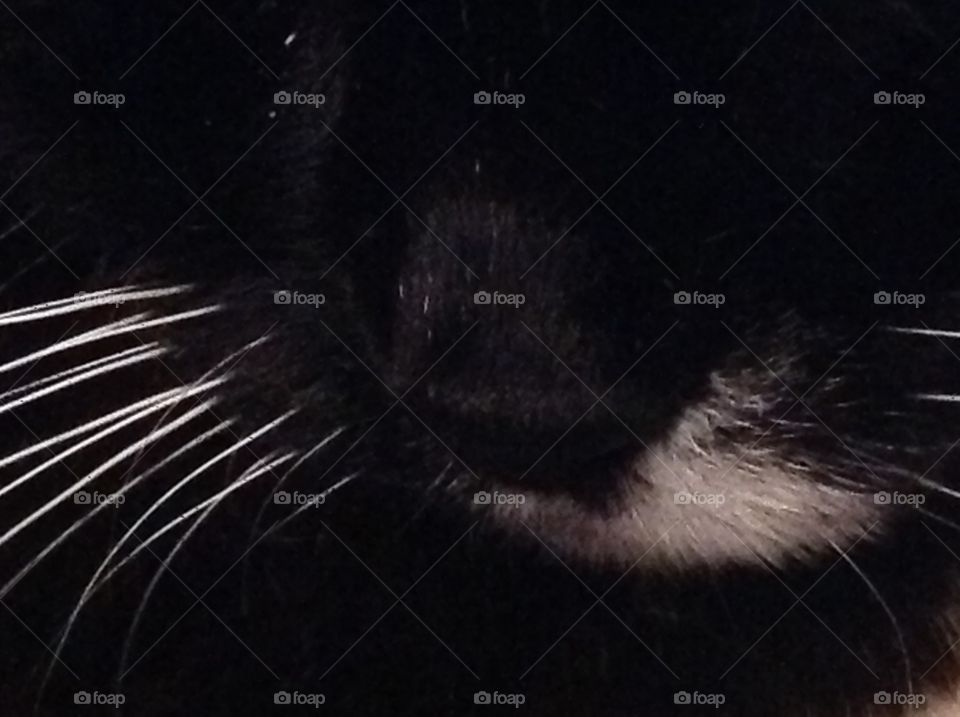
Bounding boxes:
2 1 960 714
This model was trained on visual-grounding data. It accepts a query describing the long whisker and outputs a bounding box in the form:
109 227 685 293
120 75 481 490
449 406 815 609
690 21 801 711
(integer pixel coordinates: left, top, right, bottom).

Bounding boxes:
0 385 210 471
0 285 192 325
0 421 235 600
828 540 913 697
0 397 222 548
0 344 167 415
0 343 161 403
887 327 960 339
47 410 298 676
117 451 295 679
0 305 220 376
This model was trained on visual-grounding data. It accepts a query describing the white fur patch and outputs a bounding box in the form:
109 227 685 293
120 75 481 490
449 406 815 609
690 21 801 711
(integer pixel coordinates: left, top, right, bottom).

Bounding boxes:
476 368 887 569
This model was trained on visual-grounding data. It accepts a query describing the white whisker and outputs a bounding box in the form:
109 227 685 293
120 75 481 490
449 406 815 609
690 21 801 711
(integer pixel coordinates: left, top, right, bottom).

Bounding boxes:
118 451 295 676
0 305 220 376
887 326 960 339
0 345 167 415
914 394 960 403
0 343 160 403
0 386 203 471
0 378 228 502
50 431 297 678
0 285 192 325
0 398 221 548
246 426 347 549
0 421 235 600
828 540 913 697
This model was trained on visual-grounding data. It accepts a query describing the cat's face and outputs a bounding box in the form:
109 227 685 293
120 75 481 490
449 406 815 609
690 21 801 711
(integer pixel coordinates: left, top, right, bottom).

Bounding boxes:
4 2 960 715
286 1 958 571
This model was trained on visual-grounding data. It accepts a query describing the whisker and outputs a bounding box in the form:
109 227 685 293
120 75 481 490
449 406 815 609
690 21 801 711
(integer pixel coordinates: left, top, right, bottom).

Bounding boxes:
0 343 161 403
0 398 221 548
0 378 228 503
0 285 192 325
914 394 960 403
118 451 295 678
828 540 913 697
887 327 960 339
0 344 167 415
0 421 235 600
0 385 211 471
0 305 221 376
246 426 347 551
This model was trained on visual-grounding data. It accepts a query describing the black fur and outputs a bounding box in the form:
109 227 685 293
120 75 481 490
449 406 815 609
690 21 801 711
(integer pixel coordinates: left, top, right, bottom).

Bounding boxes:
3 2 960 715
